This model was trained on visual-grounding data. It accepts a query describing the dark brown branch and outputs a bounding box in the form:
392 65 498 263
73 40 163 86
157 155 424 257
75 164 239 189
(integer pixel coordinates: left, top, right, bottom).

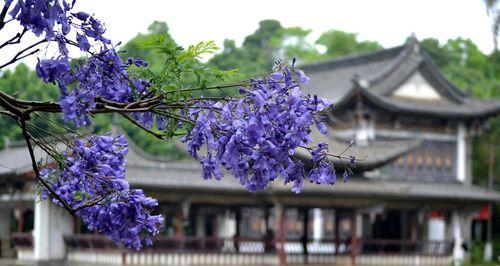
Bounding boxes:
298 145 362 162
72 191 113 212
0 91 27 119
0 39 46 70
0 3 10 31
0 28 28 50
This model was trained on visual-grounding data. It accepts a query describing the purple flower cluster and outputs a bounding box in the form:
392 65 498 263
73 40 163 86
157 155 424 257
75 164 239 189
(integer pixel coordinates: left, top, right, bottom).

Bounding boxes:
40 134 163 250
6 0 342 249
8 0 73 39
7 0 149 127
184 68 333 193
35 48 150 126
8 0 109 49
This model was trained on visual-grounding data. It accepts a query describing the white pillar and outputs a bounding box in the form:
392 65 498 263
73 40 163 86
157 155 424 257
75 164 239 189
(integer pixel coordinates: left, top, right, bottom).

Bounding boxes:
34 200 73 261
356 213 363 238
457 123 467 182
484 242 493 262
452 211 464 266
312 208 323 241
428 217 445 241
216 211 235 238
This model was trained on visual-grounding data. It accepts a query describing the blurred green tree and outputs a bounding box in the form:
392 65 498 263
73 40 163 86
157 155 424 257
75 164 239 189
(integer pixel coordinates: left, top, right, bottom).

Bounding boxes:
315 30 382 57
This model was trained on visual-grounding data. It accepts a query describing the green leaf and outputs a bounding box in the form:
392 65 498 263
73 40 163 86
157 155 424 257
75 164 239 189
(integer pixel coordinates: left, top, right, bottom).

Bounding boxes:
136 34 166 48
179 41 218 62
74 190 83 201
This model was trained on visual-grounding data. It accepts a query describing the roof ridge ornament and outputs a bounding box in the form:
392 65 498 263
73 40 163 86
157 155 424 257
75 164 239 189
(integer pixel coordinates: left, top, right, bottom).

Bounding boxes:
352 74 370 89
407 33 420 53
359 78 370 89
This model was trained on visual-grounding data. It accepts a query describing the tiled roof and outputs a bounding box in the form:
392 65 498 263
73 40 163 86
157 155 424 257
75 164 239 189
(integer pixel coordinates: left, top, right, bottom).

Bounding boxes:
1 135 499 203
126 161 500 203
0 141 67 177
301 45 406 102
301 37 500 119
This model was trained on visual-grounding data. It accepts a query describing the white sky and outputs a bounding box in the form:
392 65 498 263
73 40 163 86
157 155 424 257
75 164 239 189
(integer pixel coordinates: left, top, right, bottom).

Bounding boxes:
0 0 496 68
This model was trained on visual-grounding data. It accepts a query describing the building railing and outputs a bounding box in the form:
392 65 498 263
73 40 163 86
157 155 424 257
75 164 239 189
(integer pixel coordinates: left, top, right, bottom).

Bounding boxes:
12 233 454 257
11 233 32 248
64 235 278 254
358 239 454 256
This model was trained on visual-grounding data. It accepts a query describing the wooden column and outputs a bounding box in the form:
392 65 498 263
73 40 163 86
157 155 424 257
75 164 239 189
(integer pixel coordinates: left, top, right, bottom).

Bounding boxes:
17 205 24 233
175 207 184 238
278 205 286 265
350 210 358 266
235 207 241 252
211 213 218 237
355 90 363 126
485 137 495 261
264 205 270 233
410 211 418 242
301 208 309 264
0 208 12 258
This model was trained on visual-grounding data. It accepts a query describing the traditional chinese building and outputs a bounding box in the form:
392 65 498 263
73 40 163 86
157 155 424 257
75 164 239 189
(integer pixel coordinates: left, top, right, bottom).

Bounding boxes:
1 37 500 266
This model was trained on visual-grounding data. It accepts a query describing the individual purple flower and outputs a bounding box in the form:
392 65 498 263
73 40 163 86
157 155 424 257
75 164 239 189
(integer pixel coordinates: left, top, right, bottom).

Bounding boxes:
127 57 148 67
76 33 91 51
72 11 90 21
296 70 310 84
316 121 328 134
349 155 356 166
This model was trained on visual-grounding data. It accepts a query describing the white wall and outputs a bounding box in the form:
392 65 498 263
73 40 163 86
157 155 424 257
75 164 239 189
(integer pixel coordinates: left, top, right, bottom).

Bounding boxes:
393 72 442 100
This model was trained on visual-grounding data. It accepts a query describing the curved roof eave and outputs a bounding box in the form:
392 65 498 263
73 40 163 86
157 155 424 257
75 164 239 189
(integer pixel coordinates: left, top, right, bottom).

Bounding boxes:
332 84 500 120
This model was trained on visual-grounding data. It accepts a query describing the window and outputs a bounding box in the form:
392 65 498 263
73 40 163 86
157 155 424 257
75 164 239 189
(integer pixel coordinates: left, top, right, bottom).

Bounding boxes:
385 140 456 182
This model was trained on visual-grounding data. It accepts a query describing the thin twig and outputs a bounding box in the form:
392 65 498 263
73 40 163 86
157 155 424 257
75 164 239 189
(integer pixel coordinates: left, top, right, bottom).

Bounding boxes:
19 119 76 216
0 3 11 31
0 28 28 50
119 113 168 140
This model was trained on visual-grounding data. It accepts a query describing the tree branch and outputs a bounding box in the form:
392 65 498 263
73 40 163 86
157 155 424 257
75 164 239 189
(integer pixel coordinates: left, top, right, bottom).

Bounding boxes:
0 3 11 31
120 113 168 140
0 39 46 70
0 28 28 50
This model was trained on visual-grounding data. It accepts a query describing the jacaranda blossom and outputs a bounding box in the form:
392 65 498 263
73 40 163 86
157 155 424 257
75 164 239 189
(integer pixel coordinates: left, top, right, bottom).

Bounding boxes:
184 68 334 193
40 135 163 250
5 0 342 251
